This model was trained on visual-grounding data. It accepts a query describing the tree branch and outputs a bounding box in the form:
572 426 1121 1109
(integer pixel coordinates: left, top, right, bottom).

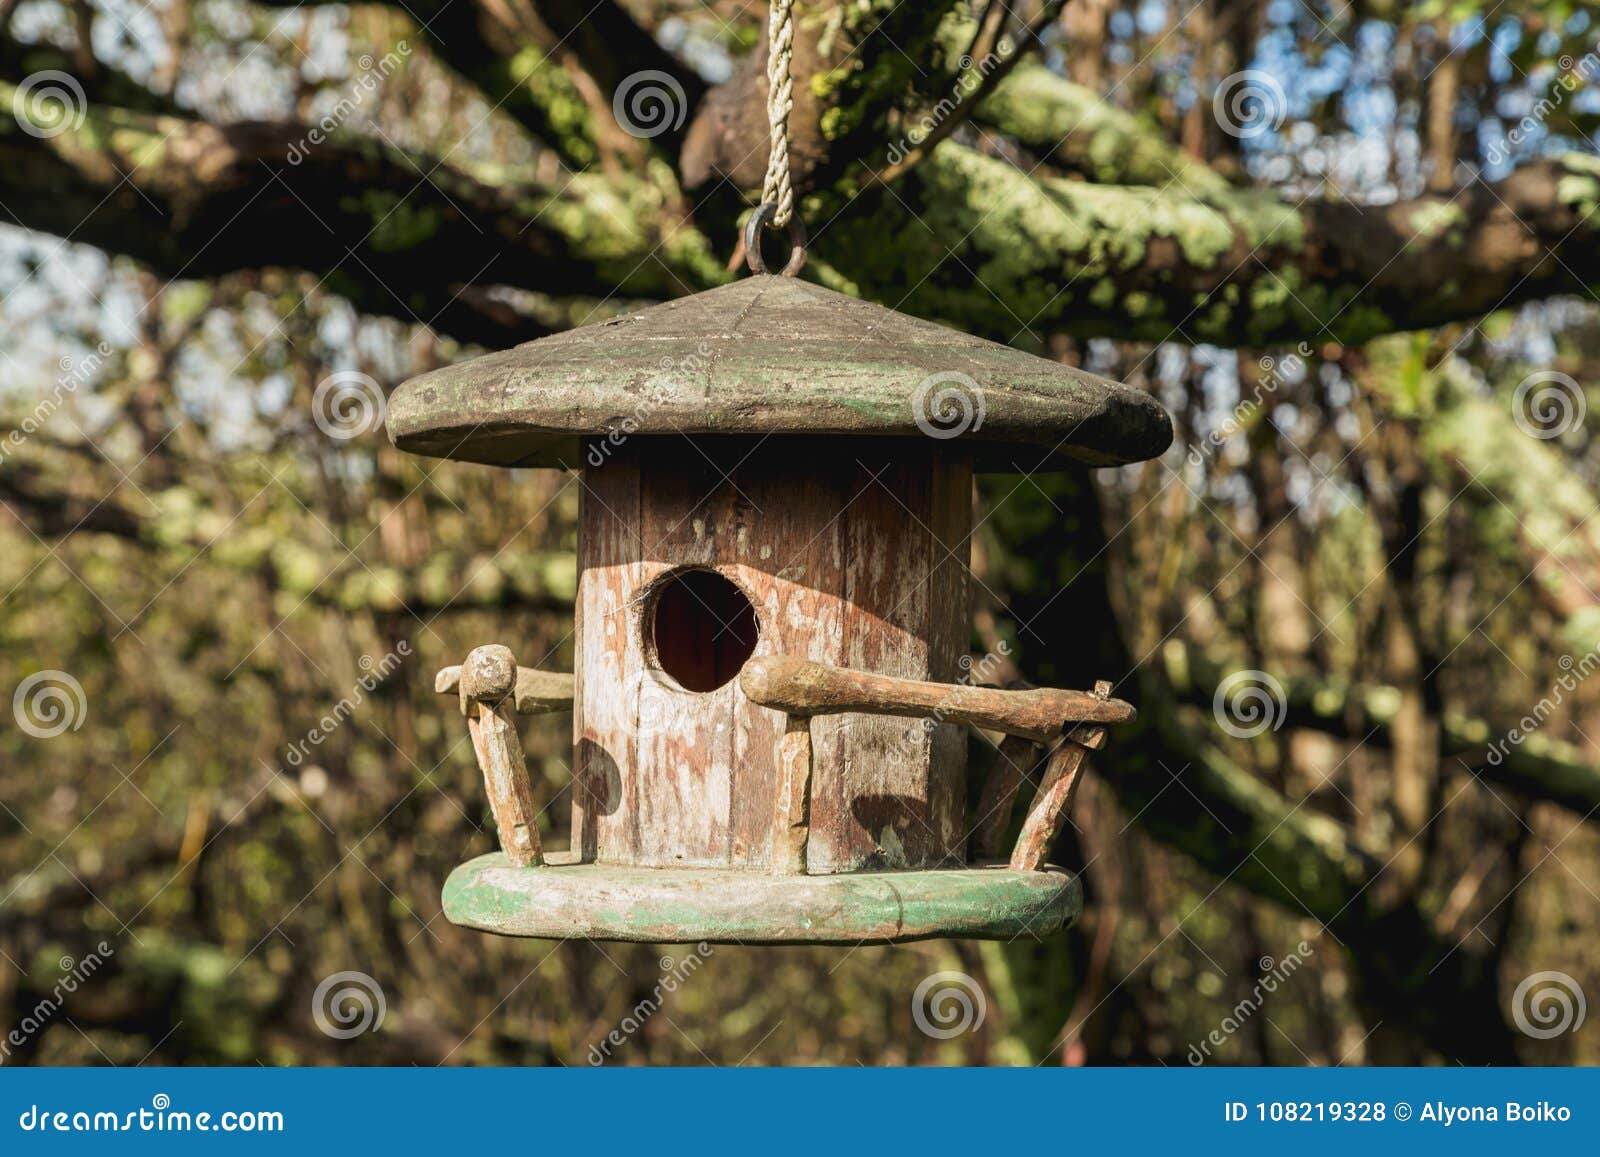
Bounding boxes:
825 143 1600 347
1 35 185 118
1162 643 1600 819
1422 353 1600 644
0 83 725 341
1128 683 1515 1061
974 60 1233 194
254 0 704 169
982 467 1517 1062
13 28 1600 355
869 0 1069 186
682 0 965 196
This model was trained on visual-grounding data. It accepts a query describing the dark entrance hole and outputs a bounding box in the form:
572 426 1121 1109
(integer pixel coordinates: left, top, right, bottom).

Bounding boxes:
648 569 760 692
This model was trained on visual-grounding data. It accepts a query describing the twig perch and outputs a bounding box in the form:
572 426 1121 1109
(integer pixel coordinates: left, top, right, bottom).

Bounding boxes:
740 655 1134 742
435 662 574 716
744 657 1128 872
438 646 574 868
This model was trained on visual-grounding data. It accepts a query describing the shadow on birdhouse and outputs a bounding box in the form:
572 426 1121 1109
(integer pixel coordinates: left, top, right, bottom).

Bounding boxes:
387 271 1172 944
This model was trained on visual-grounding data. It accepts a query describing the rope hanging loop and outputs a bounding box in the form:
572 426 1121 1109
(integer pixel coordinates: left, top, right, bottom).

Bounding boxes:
744 0 804 276
762 0 796 228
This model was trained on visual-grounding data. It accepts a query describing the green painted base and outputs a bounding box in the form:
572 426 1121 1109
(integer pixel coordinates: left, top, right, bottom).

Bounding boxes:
442 852 1082 944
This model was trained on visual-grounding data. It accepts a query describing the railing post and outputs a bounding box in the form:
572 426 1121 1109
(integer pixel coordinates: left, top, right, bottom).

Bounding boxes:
771 714 813 875
447 645 547 867
974 734 1043 861
1009 680 1112 871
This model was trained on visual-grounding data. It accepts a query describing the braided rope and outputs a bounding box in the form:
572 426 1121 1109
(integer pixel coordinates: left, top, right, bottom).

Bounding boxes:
762 0 796 227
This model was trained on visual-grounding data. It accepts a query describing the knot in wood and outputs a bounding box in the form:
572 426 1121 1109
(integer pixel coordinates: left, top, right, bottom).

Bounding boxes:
462 645 517 704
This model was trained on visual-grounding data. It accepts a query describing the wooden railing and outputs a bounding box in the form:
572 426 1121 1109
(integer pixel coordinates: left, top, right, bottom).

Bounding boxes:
435 647 1130 878
740 655 1133 874
436 645 573 868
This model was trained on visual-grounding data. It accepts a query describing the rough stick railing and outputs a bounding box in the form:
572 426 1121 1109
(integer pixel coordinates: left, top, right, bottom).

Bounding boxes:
770 715 813 875
1009 681 1111 870
436 645 574 868
973 733 1045 860
739 655 1133 740
740 657 1131 873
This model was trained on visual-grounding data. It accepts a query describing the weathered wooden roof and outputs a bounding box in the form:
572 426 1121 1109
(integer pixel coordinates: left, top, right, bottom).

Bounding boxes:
385 275 1173 471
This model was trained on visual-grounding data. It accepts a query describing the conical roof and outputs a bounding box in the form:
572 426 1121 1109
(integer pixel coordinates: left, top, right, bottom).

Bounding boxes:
385 275 1172 471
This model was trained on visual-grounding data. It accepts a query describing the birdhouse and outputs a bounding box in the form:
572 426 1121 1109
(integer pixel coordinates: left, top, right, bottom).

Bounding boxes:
387 272 1171 944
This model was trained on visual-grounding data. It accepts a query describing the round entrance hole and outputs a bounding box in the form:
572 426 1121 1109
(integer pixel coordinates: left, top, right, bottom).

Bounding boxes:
648 569 760 693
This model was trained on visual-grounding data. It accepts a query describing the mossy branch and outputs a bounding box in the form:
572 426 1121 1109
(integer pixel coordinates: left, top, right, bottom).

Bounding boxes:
975 62 1233 195
251 0 703 170
0 82 725 344
824 143 1600 347
1162 643 1600 819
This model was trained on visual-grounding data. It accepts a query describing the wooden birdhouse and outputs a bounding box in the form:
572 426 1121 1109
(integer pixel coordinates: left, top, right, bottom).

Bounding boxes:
387 273 1171 944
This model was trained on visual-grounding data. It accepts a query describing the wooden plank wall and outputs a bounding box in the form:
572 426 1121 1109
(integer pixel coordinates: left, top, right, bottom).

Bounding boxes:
573 437 972 871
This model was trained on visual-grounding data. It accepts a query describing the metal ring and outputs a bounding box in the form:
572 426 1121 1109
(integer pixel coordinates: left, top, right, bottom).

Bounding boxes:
744 202 807 278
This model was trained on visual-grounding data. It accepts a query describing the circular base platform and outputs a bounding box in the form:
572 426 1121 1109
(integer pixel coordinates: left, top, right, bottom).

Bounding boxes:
442 852 1082 944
